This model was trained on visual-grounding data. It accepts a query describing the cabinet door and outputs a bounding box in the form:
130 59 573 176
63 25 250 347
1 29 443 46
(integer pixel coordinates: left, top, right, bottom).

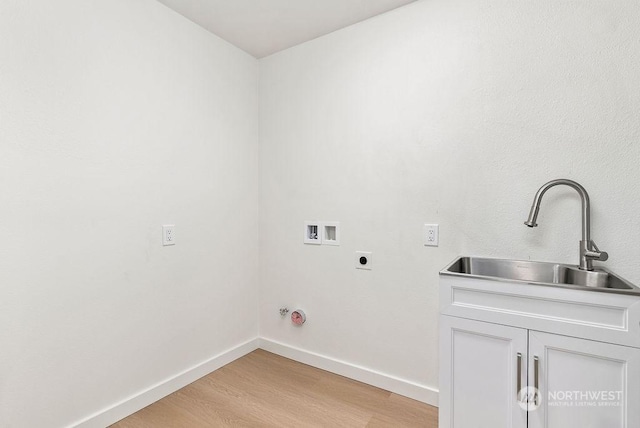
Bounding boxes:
439 316 528 428
528 331 640 428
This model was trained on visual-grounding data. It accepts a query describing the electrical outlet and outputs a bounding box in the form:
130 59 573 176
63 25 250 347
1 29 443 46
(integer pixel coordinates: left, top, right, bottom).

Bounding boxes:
355 251 372 270
424 224 439 247
163 224 175 246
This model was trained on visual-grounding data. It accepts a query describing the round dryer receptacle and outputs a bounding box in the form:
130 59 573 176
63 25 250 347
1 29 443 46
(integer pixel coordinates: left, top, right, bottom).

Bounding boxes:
291 310 306 326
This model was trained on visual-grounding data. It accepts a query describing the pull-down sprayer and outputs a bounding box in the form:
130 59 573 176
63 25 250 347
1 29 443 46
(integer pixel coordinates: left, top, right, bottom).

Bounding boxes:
524 179 608 271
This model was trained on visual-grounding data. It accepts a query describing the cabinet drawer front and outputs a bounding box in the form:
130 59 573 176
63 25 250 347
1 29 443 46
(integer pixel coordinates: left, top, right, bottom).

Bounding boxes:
440 276 640 348
451 287 626 328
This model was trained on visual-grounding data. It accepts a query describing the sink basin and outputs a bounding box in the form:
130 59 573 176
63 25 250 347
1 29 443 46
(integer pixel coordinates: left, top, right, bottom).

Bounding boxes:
441 256 640 296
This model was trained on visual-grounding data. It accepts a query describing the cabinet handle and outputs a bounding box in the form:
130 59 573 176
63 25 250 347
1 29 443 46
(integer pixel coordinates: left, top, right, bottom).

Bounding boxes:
516 352 522 401
534 356 540 406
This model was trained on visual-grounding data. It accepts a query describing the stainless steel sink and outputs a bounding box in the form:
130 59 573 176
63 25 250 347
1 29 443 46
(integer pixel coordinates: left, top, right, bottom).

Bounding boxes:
441 256 640 296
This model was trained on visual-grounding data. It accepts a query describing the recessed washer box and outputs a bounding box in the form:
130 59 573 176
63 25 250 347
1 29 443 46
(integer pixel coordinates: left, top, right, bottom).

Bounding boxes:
322 222 340 246
304 221 322 245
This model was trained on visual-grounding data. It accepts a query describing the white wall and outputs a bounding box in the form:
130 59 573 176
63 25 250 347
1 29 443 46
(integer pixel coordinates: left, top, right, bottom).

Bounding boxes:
0 1 258 426
2 0 639 424
259 0 640 402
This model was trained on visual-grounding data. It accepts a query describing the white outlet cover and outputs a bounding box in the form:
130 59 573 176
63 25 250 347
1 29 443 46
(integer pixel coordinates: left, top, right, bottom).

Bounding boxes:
424 224 439 247
163 224 175 246
355 251 372 270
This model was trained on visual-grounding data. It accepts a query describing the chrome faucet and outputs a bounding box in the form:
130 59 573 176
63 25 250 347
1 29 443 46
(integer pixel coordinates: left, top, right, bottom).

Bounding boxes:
524 179 608 271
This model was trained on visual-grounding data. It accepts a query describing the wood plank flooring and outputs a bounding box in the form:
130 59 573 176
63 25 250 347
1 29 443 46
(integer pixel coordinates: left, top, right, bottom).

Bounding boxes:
111 349 438 427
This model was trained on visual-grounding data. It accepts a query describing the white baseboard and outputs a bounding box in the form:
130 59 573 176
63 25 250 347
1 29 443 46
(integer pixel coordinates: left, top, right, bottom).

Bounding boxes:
70 338 259 428
259 337 439 407
70 337 437 427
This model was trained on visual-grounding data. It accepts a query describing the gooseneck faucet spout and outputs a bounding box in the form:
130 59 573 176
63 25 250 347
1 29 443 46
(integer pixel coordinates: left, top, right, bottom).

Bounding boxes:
524 179 591 240
524 179 608 271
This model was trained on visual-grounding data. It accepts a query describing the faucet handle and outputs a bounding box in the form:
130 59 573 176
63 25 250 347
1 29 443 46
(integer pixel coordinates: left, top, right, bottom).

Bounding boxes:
586 240 608 261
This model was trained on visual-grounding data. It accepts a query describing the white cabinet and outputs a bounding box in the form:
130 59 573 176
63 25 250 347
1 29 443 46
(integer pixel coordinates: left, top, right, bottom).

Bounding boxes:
528 331 640 428
439 316 527 428
439 274 640 428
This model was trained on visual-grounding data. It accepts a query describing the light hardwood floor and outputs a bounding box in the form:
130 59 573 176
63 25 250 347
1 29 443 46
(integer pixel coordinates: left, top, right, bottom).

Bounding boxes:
112 349 438 427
